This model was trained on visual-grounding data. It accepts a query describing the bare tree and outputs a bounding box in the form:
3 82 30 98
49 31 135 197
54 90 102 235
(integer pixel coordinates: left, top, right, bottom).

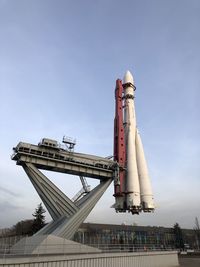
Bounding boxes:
12 219 34 236
173 223 184 250
194 217 200 250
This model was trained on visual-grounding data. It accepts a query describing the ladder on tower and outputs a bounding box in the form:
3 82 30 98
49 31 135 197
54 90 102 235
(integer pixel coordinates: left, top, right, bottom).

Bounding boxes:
72 176 91 202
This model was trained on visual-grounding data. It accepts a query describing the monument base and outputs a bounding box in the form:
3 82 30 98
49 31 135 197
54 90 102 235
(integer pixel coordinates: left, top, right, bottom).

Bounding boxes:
10 235 101 255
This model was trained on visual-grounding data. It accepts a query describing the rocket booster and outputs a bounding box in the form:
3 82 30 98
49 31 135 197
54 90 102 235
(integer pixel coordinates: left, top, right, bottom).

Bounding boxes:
113 70 155 214
135 129 155 211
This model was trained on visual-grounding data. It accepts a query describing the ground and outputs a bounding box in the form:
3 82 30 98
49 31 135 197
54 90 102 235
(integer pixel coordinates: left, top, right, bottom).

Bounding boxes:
179 256 200 267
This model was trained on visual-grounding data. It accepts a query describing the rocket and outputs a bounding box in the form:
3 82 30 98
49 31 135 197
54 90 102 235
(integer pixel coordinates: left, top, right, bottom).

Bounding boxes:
113 70 155 214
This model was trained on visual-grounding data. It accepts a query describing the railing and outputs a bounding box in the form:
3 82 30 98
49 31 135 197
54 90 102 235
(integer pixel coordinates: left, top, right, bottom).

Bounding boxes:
0 242 175 258
12 143 114 172
89 243 175 252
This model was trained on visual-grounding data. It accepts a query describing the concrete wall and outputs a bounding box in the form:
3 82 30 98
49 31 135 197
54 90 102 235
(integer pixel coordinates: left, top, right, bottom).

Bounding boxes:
0 251 179 267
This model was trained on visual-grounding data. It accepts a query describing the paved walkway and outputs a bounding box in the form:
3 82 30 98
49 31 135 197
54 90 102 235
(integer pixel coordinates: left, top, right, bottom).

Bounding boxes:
179 256 200 267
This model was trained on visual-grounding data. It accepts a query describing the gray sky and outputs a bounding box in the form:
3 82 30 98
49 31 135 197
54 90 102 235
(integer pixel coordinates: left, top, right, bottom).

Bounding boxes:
0 0 199 229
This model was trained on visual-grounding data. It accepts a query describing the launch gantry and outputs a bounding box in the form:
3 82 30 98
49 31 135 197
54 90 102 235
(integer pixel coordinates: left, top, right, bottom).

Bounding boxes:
12 138 115 239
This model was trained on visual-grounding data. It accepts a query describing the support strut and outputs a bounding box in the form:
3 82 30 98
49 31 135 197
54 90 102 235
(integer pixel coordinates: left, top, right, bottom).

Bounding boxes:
23 162 112 240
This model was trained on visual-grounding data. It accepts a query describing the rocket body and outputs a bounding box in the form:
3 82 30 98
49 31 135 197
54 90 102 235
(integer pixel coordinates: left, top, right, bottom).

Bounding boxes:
113 70 155 214
123 72 141 213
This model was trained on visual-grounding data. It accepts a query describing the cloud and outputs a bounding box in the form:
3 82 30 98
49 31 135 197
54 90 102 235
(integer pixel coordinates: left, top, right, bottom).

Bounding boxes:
0 186 20 197
0 201 20 213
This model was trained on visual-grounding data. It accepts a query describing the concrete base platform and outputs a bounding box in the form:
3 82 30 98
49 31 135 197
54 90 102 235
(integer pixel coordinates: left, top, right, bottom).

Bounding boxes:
10 235 101 255
0 251 179 267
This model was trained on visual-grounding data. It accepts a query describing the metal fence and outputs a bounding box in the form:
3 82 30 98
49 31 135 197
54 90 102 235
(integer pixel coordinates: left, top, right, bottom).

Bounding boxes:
0 242 175 258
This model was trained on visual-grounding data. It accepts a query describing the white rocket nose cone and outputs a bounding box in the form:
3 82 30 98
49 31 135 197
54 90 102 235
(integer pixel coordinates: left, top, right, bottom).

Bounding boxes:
123 70 134 85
